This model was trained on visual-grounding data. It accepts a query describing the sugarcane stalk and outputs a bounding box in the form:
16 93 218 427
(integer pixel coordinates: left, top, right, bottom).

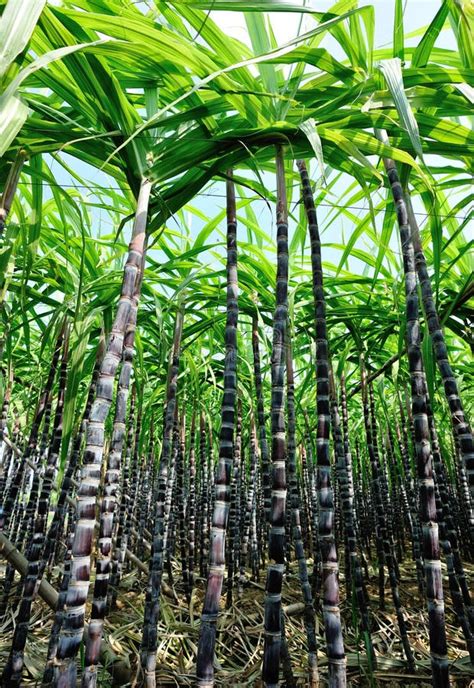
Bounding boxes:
337 372 374 666
199 412 210 579
287 338 319 686
366 378 414 670
140 307 184 686
239 416 257 597
404 190 474 523
196 171 238 687
297 159 346 687
252 315 271 527
3 324 69 686
262 146 289 688
187 411 197 599
53 178 152 686
1 322 65 536
226 398 242 607
82 254 143 687
375 130 449 687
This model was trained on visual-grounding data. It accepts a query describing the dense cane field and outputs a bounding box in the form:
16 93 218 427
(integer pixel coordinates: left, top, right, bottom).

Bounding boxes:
0 0 473 686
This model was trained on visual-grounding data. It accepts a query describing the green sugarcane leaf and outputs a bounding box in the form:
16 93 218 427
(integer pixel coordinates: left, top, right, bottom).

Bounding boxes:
448 0 474 69
264 46 356 81
0 0 46 77
106 5 375 165
3 38 111 100
393 0 404 60
0 38 110 157
455 83 474 103
245 12 279 94
59 314 95 468
377 57 423 160
0 93 29 157
171 0 317 10
320 128 382 182
430 197 443 304
299 119 326 184
372 195 395 288
412 0 452 67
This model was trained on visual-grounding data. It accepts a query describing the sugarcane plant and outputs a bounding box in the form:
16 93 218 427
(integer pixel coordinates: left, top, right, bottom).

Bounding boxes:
0 2 472 688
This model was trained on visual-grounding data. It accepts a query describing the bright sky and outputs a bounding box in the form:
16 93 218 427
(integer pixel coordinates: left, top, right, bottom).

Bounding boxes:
210 1 454 52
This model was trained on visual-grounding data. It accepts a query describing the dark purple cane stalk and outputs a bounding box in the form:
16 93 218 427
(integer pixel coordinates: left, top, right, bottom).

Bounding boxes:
384 429 406 568
24 452 46 550
1 323 65 535
0 349 54 605
359 363 386 612
53 178 151 686
380 433 401 580
42 345 104 683
0 150 27 240
199 411 210 579
0 550 17 623
337 374 353 585
42 548 72 687
196 172 238 687
136 431 153 567
121 400 143 576
6 467 28 563
303 443 321 601
396 399 425 596
364 377 414 670
360 485 373 575
300 447 312 559
207 419 215 549
0 428 12 556
0 370 12 471
141 308 184 687
262 147 289 688
238 432 247 548
108 387 136 611
226 399 242 608
130 400 143 538
252 315 271 527
178 413 190 598
426 398 474 633
333 460 342 555
286 340 319 686
0 444 13 500
375 129 449 687
3 324 69 686
250 464 260 581
24 355 61 549
297 159 346 687
426 403 474 658
338 373 374 665
404 191 474 519
134 456 153 564
187 412 197 599
301 415 321 602
280 610 297 688
451 441 472 544
82 259 142 687
391 421 414 541
164 406 179 584
239 417 257 597
395 403 425 597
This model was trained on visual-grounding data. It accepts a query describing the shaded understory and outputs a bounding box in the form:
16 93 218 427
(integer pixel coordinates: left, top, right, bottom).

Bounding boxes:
1 555 472 687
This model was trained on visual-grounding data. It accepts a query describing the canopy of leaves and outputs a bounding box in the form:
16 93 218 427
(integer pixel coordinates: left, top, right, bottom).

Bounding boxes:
0 0 472 457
